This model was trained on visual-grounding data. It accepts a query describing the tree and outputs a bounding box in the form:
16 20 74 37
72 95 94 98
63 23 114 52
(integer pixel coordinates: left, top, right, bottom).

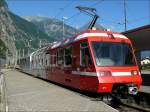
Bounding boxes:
0 0 7 7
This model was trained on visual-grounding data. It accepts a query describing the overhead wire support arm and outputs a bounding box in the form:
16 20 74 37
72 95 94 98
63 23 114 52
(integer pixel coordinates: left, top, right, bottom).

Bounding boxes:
76 6 99 29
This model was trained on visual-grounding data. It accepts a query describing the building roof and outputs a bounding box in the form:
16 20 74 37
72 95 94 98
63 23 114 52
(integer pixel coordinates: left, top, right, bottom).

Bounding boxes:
122 24 150 51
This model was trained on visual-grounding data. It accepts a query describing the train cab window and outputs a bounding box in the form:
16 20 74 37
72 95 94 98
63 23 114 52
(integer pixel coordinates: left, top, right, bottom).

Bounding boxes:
64 47 72 67
92 42 136 66
80 43 92 67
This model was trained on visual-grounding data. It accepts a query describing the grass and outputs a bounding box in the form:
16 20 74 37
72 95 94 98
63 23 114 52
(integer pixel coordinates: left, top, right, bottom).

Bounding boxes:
141 64 150 71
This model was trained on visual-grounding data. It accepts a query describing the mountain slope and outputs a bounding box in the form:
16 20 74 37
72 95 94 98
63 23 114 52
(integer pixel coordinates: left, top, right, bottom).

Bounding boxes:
0 0 16 59
24 16 77 40
0 39 7 59
9 13 54 49
0 0 54 62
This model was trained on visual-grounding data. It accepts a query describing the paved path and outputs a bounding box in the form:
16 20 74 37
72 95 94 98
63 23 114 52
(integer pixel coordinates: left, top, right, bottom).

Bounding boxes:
3 69 118 112
141 70 150 75
138 70 150 94
140 86 150 94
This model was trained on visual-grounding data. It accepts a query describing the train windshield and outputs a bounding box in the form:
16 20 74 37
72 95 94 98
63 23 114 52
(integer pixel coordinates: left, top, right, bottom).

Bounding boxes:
92 42 136 66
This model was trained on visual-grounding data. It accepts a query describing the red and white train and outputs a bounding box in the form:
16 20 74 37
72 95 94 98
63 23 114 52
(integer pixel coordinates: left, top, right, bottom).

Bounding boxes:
19 6 142 95
19 29 142 95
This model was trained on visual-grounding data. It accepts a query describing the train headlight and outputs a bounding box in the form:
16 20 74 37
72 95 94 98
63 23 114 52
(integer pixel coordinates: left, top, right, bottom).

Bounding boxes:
97 71 111 76
131 70 138 75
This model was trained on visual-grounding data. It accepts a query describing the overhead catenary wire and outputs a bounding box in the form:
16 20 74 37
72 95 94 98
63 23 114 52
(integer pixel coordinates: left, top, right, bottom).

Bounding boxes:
100 16 149 27
65 0 105 25
54 0 149 32
54 0 75 19
124 0 127 31
54 0 105 20
148 0 150 24
89 0 105 7
127 16 149 24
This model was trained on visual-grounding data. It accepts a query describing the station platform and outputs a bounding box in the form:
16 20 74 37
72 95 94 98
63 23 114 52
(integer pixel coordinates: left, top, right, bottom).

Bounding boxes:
141 71 150 85
2 69 118 112
140 71 150 94
140 86 150 94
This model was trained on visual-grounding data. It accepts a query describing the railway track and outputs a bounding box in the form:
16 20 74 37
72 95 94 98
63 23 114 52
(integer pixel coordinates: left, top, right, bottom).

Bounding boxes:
42 81 150 112
71 91 150 112
108 92 150 112
120 102 150 112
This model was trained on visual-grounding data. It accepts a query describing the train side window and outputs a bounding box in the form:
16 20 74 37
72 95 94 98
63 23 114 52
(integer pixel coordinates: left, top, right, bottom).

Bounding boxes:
57 49 64 66
51 53 56 67
80 43 92 67
38 56 40 67
45 58 48 66
64 47 72 67
36 56 38 68
33 56 36 68
41 58 44 66
49 54 51 67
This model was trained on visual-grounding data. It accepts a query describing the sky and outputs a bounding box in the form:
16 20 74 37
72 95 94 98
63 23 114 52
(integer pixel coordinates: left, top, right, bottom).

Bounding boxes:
6 0 150 32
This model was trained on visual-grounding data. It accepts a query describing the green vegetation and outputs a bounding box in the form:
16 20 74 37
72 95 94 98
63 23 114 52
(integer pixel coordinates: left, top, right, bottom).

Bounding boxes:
24 16 77 41
141 64 150 71
9 12 54 50
1 0 76 57
0 0 6 7
0 0 56 58
0 39 7 59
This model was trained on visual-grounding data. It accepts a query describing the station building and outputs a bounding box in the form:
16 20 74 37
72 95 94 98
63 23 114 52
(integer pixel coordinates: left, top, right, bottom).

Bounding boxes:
122 24 150 66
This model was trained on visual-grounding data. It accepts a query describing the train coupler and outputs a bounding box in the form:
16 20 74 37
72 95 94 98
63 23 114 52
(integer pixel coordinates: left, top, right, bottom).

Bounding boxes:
127 84 138 95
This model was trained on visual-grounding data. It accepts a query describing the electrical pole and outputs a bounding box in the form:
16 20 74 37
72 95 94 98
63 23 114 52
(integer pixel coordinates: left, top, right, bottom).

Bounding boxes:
149 0 150 24
39 40 42 48
62 18 65 39
62 17 68 39
15 50 18 67
18 49 20 64
28 39 32 55
124 0 127 31
6 49 8 68
22 49 24 58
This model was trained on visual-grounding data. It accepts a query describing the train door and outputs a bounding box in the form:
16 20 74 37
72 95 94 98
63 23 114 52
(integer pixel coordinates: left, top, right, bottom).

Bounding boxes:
71 43 81 88
49 50 57 80
79 42 97 91
80 42 93 70
41 53 45 79
63 46 72 83
64 46 72 67
72 43 80 69
57 48 64 68
45 53 50 79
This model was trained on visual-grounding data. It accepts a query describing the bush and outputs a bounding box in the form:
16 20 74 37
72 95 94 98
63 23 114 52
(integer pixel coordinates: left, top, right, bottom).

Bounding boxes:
141 63 150 70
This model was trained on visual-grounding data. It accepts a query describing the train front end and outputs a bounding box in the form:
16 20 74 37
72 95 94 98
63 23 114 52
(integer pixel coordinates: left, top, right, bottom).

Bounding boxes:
88 32 142 95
